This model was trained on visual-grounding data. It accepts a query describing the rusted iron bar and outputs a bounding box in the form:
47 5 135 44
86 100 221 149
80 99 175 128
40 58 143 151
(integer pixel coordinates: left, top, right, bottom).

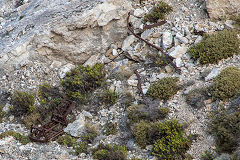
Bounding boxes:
134 69 147 103
142 21 167 32
127 12 181 74
29 101 74 143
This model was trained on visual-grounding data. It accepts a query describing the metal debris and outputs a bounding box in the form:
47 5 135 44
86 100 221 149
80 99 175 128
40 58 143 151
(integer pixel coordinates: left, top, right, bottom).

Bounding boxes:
29 101 74 143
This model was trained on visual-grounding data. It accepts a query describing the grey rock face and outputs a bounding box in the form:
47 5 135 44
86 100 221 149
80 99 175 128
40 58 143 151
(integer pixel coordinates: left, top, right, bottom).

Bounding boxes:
206 0 240 20
0 0 131 72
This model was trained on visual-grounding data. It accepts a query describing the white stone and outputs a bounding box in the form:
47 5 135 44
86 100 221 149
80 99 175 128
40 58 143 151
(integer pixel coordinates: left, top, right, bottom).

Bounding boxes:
122 35 136 51
133 8 145 17
64 113 85 137
127 79 138 87
58 63 75 78
175 33 189 44
175 58 182 67
205 67 219 81
112 49 118 56
161 31 172 50
194 36 203 44
169 45 188 58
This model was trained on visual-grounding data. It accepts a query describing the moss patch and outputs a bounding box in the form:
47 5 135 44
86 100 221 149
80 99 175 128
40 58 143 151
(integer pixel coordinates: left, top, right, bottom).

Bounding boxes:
103 122 118 136
10 90 35 116
0 131 30 145
146 77 179 100
92 143 127 160
0 105 6 123
61 64 105 102
144 1 172 23
188 30 239 64
211 67 240 101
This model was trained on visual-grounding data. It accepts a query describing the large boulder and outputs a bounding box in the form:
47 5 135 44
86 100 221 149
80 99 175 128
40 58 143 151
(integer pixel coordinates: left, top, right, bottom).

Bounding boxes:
0 0 131 71
206 0 240 20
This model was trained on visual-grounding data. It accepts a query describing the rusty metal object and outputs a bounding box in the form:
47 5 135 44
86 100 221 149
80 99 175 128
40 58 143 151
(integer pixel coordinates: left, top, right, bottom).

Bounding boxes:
127 12 181 74
29 101 74 143
134 69 146 103
141 21 167 33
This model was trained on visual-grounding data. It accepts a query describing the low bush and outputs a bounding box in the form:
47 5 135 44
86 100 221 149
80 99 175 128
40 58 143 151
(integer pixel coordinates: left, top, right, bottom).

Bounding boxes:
0 131 30 145
127 104 169 125
0 105 6 123
209 107 240 153
211 67 240 101
188 30 239 64
61 64 105 102
92 143 127 160
23 112 41 129
10 90 35 116
201 151 214 160
186 87 210 108
103 122 118 136
132 119 191 159
101 89 118 106
144 1 172 23
146 77 179 100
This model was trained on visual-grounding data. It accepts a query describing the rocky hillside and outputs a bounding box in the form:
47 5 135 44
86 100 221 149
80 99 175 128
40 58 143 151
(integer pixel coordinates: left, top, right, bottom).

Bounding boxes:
0 0 240 159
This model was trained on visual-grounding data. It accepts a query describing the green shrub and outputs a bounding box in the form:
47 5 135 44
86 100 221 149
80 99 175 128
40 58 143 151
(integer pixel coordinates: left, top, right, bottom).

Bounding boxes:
211 67 240 101
127 105 169 125
101 89 118 106
74 141 88 155
152 119 191 159
0 105 6 123
104 122 118 136
61 64 105 102
186 87 210 108
147 53 168 68
92 143 127 160
82 124 98 143
10 90 35 116
201 151 214 160
236 14 240 25
144 1 172 23
132 119 191 159
0 131 30 145
188 30 239 64
23 112 41 129
146 77 179 100
209 107 240 153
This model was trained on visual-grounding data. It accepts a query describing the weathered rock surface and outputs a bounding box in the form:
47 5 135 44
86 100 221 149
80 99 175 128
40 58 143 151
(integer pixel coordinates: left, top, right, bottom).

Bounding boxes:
0 0 131 72
206 0 240 20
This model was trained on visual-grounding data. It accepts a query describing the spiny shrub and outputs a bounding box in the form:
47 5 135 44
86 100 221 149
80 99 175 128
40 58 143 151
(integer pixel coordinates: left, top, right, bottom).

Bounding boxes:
101 89 118 106
209 107 240 153
188 30 239 64
146 77 179 100
133 119 191 159
103 122 118 136
127 104 169 125
92 143 127 160
211 67 240 101
0 105 6 123
61 64 105 102
152 120 191 159
0 131 30 145
186 87 210 108
10 90 35 116
144 1 172 23
201 151 214 160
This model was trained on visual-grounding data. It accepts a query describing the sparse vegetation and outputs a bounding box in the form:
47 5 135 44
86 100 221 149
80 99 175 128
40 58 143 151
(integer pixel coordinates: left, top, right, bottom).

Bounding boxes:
147 53 168 68
144 1 173 23
0 131 30 145
186 87 210 108
103 122 118 136
132 119 191 159
92 143 127 160
236 14 240 25
188 30 239 64
10 90 35 116
146 77 179 100
201 151 214 160
101 89 118 106
0 105 6 123
61 64 105 102
209 107 240 153
211 67 240 101
23 112 41 129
